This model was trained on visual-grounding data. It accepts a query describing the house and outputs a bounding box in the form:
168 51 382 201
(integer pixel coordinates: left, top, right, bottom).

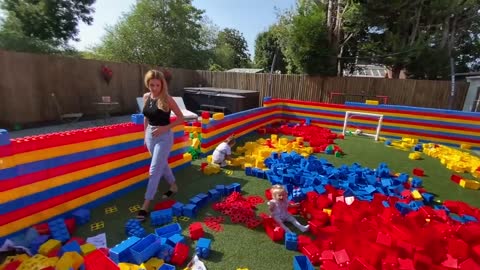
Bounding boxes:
226 68 264 73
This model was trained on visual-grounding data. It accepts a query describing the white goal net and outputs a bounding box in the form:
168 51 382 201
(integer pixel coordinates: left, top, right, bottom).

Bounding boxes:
342 111 384 141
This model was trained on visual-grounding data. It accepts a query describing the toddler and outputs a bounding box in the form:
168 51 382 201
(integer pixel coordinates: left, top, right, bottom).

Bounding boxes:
268 184 309 233
212 135 236 167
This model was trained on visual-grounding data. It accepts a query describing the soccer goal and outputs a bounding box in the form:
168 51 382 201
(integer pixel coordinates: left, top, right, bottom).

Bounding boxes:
342 111 384 141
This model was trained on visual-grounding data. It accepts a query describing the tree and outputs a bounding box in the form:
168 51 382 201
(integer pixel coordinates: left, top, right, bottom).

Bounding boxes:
212 28 251 69
356 0 480 79
93 0 211 69
276 0 336 75
254 28 287 73
0 0 95 46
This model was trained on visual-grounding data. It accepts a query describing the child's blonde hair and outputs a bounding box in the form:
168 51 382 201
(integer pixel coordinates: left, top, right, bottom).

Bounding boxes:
270 184 287 196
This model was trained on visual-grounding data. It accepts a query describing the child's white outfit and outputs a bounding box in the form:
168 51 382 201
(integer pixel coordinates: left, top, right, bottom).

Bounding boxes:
212 142 231 167
268 199 309 233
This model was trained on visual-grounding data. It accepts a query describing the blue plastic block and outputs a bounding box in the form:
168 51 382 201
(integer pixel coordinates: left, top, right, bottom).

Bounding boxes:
422 193 434 203
364 185 376 194
109 236 141 264
394 202 412 215
215 185 226 196
433 205 450 213
293 255 314 270
285 232 298 251
157 244 174 261
189 196 202 206
270 152 279 159
150 208 173 227
227 183 241 193
397 173 409 183
385 140 392 146
172 202 184 216
183 204 198 218
125 219 147 238
411 177 423 188
0 129 10 146
255 170 265 179
313 184 327 194
155 223 182 238
29 235 49 254
195 237 212 258
450 214 465 224
462 214 478 223
48 219 70 243
381 178 393 187
301 187 314 194
130 234 162 264
72 209 91 225
196 193 209 205
60 240 82 256
167 233 185 246
245 166 253 176
131 114 144 125
382 201 390 208
305 118 311 125
208 189 221 201
159 263 176 270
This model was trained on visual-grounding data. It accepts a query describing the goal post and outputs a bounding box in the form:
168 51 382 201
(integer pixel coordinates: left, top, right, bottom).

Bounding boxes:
342 111 384 141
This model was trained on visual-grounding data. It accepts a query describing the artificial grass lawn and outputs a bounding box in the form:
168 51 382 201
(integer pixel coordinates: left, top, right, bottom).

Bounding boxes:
74 134 480 269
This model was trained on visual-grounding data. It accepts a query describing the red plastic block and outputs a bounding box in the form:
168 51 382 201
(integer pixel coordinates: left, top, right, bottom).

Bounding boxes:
447 238 469 260
3 260 21 270
460 258 480 270
321 250 335 261
334 249 350 265
349 257 376 270
84 249 119 270
450 174 462 184
441 254 458 269
321 260 340 270
381 255 399 270
397 258 415 270
412 168 424 177
301 244 321 265
265 188 272 200
65 217 76 234
189 222 204 240
68 236 86 245
297 235 313 250
154 199 176 211
376 232 393 247
413 252 433 270
170 242 189 265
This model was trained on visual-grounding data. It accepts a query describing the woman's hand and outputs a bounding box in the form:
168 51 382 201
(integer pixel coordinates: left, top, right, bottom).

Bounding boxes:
152 125 169 137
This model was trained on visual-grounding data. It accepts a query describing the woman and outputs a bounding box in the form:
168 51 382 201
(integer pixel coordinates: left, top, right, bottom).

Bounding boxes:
137 69 184 221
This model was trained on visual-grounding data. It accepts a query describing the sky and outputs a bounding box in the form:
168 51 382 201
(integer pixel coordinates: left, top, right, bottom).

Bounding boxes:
71 0 296 56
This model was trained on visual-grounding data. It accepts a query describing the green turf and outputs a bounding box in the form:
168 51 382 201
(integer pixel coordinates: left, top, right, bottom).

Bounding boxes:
73 134 480 269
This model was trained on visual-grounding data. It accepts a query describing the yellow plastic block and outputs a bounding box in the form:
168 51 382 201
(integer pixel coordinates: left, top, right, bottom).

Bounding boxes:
408 152 421 160
207 155 213 163
323 209 332 216
463 179 480 190
1 254 30 267
203 164 221 175
411 190 422 200
80 243 96 255
296 137 304 143
365 100 379 105
212 113 224 120
201 118 210 124
192 138 200 148
60 252 84 270
460 144 471 150
39 239 62 256
270 134 278 142
279 138 289 145
143 257 164 270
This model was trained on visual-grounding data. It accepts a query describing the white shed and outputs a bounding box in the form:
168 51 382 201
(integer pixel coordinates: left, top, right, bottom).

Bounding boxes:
463 76 480 112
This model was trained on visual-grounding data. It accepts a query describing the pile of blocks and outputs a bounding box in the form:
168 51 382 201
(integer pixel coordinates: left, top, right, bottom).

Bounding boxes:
423 143 480 177
249 151 480 269
1 182 241 270
385 137 420 151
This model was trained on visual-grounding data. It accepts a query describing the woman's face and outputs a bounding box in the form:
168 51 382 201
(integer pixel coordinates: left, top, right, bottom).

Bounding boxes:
148 78 163 96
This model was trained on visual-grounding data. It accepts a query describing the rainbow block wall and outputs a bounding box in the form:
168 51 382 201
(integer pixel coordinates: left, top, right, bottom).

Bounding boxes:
266 98 480 150
0 118 191 241
200 103 283 153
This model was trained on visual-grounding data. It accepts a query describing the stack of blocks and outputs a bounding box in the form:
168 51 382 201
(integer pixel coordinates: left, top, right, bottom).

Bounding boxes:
125 219 147 238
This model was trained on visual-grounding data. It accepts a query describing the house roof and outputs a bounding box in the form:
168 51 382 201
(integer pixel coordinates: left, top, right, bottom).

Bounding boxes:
226 68 264 73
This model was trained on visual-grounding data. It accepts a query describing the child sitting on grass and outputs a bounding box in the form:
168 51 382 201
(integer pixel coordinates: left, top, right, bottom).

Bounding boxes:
212 135 236 167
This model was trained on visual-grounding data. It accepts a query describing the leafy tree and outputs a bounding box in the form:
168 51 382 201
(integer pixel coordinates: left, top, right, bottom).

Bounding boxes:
212 28 251 69
93 0 211 69
0 0 95 46
276 0 336 75
254 28 287 73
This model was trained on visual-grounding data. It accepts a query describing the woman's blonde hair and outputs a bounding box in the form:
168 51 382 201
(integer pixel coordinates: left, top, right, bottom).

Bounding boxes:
144 69 170 112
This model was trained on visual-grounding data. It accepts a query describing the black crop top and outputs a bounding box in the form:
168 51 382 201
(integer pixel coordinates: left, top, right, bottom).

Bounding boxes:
142 95 171 126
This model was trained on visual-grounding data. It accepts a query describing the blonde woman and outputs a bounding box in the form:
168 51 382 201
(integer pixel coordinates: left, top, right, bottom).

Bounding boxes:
137 69 184 221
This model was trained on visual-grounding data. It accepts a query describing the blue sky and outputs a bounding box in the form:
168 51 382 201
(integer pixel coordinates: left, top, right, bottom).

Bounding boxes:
71 0 296 56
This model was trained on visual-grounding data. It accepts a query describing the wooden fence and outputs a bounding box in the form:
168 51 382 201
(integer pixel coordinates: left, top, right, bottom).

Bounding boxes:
0 49 470 127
